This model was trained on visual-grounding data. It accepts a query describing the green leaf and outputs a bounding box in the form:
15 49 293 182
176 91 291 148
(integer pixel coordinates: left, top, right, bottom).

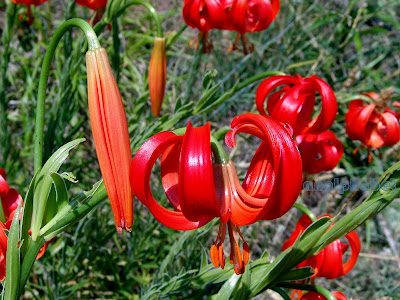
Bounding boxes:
274 267 314 283
215 273 241 300
4 201 22 300
31 138 85 241
20 170 39 257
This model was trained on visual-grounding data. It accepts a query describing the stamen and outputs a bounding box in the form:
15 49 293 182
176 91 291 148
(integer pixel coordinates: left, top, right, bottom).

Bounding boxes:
243 242 250 265
218 242 225 269
352 147 358 155
210 244 219 268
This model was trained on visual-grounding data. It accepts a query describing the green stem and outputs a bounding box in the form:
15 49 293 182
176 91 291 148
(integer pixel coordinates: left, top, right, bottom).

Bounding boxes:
270 286 291 300
211 136 228 164
18 237 45 298
118 0 163 37
236 71 285 91
276 282 336 300
33 19 100 172
293 203 317 222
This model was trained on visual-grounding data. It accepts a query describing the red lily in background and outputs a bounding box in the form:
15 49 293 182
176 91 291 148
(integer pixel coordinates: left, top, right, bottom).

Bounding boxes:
256 75 337 135
86 48 133 233
282 214 361 279
345 92 400 150
386 101 400 120
0 169 49 280
10 0 48 26
182 0 228 52
130 113 302 274
296 131 344 174
226 0 280 54
148 37 167 117
75 0 108 26
299 291 347 300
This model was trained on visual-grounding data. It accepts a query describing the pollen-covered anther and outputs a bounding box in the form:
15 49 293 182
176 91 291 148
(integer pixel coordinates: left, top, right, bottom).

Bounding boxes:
210 244 220 268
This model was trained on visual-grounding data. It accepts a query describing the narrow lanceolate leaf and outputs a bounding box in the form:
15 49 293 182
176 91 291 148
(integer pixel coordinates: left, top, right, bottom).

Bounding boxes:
20 170 38 257
31 138 85 241
4 201 22 300
216 273 241 300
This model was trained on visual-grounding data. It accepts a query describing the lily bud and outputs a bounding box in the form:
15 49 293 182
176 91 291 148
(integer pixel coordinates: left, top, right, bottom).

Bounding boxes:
149 37 167 117
86 48 133 233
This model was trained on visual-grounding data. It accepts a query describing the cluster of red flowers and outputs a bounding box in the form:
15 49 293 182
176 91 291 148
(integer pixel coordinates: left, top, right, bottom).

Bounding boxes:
256 74 343 174
183 0 280 53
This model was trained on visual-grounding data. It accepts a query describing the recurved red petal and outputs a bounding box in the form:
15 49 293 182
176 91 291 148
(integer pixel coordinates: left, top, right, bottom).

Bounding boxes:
226 113 302 224
130 131 213 230
179 122 220 221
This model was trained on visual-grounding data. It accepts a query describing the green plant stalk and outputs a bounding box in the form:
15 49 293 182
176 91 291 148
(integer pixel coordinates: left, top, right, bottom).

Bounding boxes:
277 282 336 300
236 71 285 91
270 286 291 300
118 0 163 37
292 203 317 222
33 18 100 172
0 1 17 166
17 237 45 298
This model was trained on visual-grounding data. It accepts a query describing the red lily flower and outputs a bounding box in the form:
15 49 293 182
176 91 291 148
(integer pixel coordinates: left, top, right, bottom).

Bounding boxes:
183 0 228 32
86 48 133 233
11 0 48 26
256 75 337 136
282 214 361 279
130 113 302 274
225 0 280 53
75 0 108 26
296 131 344 174
345 93 400 149
299 291 347 300
183 0 228 52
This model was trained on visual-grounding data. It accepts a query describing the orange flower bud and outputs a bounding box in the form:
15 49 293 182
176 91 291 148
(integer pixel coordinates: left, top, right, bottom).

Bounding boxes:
148 37 167 117
86 48 133 233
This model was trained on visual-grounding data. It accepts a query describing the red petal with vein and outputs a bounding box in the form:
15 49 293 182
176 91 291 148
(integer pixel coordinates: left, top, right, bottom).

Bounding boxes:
10 0 47 6
341 230 361 276
226 113 302 224
130 131 213 230
179 122 220 221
